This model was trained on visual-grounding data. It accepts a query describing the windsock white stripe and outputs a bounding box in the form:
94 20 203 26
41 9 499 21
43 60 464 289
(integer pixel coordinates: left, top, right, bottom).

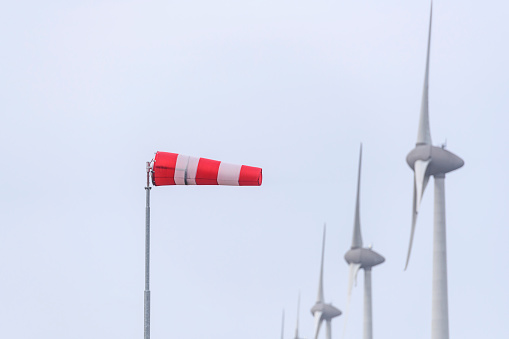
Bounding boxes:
174 154 190 185
185 156 200 185
217 162 241 186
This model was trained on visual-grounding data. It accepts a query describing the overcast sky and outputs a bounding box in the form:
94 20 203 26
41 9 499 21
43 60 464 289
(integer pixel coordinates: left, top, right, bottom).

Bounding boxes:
1 1 508 338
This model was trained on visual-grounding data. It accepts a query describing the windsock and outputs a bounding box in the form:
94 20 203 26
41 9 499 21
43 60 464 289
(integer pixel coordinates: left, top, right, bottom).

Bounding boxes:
151 151 262 186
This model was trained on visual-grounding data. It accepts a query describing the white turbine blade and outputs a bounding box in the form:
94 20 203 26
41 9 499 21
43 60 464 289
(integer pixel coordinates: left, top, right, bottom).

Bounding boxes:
405 162 430 271
343 263 361 339
325 320 332 339
348 263 361 296
414 159 431 213
354 262 361 286
405 182 418 270
313 312 323 339
317 225 326 303
351 144 363 248
417 3 433 146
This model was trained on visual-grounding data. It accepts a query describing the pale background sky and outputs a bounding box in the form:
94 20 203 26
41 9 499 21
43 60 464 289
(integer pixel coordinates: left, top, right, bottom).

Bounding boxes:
1 1 508 338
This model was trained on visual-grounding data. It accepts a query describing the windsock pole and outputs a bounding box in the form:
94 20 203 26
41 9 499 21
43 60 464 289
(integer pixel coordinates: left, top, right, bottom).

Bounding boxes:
142 152 261 339
144 161 151 339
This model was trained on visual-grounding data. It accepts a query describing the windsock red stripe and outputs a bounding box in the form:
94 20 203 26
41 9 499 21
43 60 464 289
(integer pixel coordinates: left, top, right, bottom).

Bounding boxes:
239 165 263 186
152 152 178 186
195 158 220 185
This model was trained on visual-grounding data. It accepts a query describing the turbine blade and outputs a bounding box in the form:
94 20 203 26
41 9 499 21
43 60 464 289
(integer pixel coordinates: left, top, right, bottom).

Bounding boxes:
416 3 433 146
354 264 361 286
317 225 326 303
405 181 418 270
352 144 363 248
414 159 431 213
343 263 361 339
405 161 430 271
348 263 361 296
313 312 323 339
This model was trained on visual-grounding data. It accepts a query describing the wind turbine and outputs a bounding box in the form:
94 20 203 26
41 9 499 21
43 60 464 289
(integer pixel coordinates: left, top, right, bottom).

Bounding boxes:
281 310 285 339
310 225 342 339
294 293 305 339
404 4 464 339
344 145 385 339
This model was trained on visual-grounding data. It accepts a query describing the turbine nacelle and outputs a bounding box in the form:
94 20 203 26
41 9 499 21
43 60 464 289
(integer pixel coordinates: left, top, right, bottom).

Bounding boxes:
310 301 341 339
344 247 385 270
310 303 342 320
407 145 464 176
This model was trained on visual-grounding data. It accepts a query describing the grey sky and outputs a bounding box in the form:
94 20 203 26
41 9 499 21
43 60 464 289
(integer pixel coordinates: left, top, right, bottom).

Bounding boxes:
1 1 508 338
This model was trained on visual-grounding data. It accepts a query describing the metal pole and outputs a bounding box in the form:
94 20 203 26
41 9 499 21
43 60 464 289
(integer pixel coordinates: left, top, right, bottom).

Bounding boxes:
144 162 151 339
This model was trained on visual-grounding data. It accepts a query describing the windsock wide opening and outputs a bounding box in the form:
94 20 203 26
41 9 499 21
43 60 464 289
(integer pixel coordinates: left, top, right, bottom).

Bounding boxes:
151 151 262 186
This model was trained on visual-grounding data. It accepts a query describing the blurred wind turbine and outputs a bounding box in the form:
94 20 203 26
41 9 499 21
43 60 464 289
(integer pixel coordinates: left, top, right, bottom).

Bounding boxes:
343 145 385 339
404 4 464 339
294 293 305 339
281 310 285 339
310 225 341 339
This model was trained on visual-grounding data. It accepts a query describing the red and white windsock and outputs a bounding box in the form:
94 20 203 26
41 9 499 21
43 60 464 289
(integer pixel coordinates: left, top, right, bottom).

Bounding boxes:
151 151 262 186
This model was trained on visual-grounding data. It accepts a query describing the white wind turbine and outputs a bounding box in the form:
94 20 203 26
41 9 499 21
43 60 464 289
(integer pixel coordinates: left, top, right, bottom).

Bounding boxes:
343 145 385 339
404 4 464 339
281 310 285 339
310 225 342 339
294 293 305 339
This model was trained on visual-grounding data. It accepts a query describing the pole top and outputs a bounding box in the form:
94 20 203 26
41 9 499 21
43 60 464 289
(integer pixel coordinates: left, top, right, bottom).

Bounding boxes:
146 160 154 189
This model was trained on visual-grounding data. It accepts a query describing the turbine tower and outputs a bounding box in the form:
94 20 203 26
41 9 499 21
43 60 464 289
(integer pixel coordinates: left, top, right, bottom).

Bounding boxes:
344 145 385 339
404 4 464 339
310 225 342 339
